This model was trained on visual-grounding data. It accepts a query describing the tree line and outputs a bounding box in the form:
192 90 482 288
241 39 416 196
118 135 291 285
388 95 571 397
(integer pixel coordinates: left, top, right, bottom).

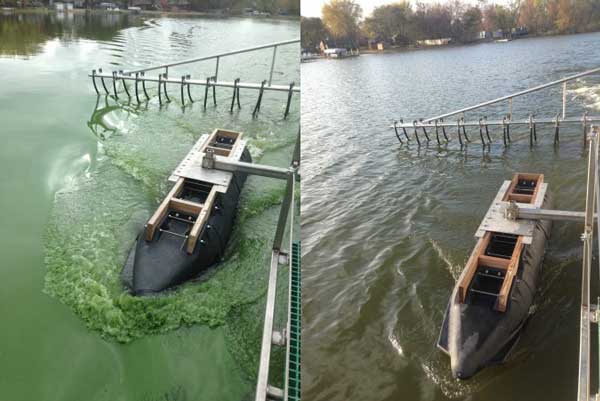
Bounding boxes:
302 0 600 50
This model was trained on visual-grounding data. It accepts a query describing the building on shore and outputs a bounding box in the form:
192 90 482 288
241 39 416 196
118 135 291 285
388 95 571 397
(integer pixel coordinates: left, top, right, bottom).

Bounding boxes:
416 38 452 46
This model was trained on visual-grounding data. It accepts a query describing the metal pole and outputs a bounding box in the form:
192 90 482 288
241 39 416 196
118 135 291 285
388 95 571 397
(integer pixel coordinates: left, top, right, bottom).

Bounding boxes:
124 39 299 75
273 174 295 251
212 157 292 180
563 82 568 119
255 250 282 401
215 56 220 81
420 66 600 123
268 46 278 87
292 127 300 167
509 98 513 120
255 174 295 401
577 125 597 401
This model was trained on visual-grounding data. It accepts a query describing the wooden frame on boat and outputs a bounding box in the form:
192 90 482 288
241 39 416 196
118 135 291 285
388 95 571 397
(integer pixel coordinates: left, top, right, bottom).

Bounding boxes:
144 129 244 254
458 173 544 312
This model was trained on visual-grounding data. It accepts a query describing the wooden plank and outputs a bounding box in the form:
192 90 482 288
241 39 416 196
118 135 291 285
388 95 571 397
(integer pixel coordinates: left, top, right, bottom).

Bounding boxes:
186 187 218 254
170 198 203 216
508 193 533 203
478 255 511 270
530 174 544 204
200 129 220 153
459 232 491 302
502 175 519 201
146 177 185 241
495 236 523 312
228 131 244 157
215 129 241 140
205 146 231 157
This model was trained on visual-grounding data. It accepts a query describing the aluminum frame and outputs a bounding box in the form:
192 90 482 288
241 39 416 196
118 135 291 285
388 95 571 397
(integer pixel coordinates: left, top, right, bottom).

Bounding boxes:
418 67 600 123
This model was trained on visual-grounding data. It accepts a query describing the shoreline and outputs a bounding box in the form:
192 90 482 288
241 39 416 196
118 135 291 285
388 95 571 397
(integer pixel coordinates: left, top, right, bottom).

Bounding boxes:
2 7 299 20
357 30 600 55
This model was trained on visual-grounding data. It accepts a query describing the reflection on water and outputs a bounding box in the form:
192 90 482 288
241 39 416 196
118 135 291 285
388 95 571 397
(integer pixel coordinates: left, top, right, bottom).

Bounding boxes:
0 11 143 57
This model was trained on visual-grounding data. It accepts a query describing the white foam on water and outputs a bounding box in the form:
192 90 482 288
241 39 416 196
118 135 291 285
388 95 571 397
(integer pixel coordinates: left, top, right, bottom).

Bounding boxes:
429 238 463 282
388 332 405 357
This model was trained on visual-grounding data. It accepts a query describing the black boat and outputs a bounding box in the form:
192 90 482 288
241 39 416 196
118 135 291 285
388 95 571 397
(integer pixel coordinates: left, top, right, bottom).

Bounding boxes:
438 173 552 379
122 129 251 295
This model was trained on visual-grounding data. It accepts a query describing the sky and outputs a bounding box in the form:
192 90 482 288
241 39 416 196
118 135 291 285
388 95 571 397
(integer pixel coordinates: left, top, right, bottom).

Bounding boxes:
300 0 508 18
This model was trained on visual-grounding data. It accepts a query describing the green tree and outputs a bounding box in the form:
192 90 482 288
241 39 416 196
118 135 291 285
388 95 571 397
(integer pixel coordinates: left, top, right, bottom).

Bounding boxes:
321 0 362 46
301 17 328 50
363 2 413 44
461 6 482 41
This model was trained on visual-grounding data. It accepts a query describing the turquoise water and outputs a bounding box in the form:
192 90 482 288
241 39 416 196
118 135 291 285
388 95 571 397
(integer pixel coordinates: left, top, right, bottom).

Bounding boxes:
0 11 299 400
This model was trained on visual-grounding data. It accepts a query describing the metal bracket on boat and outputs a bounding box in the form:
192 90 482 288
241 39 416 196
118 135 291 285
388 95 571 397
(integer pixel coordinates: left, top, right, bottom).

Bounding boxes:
202 148 216 169
505 201 519 221
278 252 289 264
272 329 287 346
476 180 548 244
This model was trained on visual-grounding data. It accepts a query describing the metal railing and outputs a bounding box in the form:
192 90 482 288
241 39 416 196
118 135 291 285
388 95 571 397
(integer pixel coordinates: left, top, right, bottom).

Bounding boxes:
122 38 299 84
89 39 300 117
392 67 600 146
201 129 299 401
424 67 600 122
249 130 299 401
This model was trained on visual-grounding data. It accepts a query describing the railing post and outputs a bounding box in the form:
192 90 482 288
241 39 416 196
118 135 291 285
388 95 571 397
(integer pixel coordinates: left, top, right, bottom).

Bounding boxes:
577 125 598 401
508 97 513 120
268 45 278 86
563 82 568 119
273 173 294 251
215 56 220 81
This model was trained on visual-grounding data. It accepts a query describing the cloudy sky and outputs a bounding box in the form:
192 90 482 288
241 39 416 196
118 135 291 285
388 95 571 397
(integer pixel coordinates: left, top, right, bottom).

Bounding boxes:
301 0 506 18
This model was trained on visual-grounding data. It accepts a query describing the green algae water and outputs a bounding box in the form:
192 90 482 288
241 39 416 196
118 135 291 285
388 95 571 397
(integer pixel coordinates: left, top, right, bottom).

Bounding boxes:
0 11 299 401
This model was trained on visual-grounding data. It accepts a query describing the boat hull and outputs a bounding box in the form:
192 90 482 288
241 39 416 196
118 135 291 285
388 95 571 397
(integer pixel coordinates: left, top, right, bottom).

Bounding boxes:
122 149 251 295
438 193 552 379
